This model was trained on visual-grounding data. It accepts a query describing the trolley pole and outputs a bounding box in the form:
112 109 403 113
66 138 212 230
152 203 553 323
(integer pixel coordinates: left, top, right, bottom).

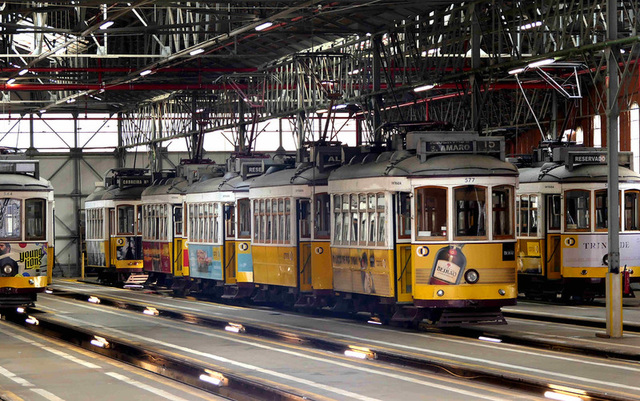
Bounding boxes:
603 0 623 339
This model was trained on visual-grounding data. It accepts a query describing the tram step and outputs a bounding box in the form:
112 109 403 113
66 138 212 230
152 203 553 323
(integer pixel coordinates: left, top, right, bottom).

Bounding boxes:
437 309 507 326
123 273 149 289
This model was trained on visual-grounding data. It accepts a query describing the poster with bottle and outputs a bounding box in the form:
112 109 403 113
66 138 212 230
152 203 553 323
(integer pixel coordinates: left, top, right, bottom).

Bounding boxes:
429 244 466 285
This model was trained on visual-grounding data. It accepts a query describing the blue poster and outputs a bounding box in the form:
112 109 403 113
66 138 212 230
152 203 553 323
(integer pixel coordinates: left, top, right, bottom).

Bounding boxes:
188 244 223 280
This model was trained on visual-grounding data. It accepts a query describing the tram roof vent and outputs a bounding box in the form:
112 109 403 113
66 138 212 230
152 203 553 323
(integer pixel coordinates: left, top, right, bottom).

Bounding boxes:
407 131 505 162
0 160 39 179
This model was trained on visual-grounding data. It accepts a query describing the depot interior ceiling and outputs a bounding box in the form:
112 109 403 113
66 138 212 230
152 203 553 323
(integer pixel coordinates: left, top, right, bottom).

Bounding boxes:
1 1 639 139
0 0 446 115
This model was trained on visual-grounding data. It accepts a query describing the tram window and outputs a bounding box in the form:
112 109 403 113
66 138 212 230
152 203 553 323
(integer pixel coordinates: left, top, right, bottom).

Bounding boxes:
266 201 272 243
190 204 197 240
253 201 259 241
314 193 331 239
518 195 538 237
547 195 561 231
25 198 46 240
493 186 514 238
565 190 590 231
398 192 411 239
238 198 251 238
225 204 235 238
378 213 386 245
273 199 279 243
369 213 376 244
343 214 351 244
359 210 367 245
117 205 136 234
174 206 183 236
299 199 311 239
625 191 640 230
160 205 167 240
214 204 220 243
454 186 487 238
334 212 342 243
284 198 291 241
595 190 608 230
415 187 447 240
258 200 265 242
136 206 142 235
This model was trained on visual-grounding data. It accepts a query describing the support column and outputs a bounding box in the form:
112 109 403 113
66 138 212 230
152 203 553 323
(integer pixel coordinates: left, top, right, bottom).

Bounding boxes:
469 3 481 133
116 112 125 168
372 36 383 144
604 0 623 339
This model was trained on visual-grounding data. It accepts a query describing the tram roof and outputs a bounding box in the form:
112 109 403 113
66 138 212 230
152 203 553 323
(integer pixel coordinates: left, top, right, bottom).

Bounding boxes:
250 163 334 189
101 184 147 200
329 151 518 181
0 173 53 191
186 171 255 194
141 176 190 197
520 163 640 183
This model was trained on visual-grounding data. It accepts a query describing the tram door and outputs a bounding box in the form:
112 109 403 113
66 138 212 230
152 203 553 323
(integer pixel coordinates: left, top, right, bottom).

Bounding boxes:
545 194 562 280
108 208 116 267
173 205 184 277
395 192 413 303
298 199 312 292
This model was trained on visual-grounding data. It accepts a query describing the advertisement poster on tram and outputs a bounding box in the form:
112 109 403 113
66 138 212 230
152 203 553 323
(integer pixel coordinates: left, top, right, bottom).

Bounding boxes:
561 233 640 268
0 242 48 277
142 242 172 273
188 244 222 280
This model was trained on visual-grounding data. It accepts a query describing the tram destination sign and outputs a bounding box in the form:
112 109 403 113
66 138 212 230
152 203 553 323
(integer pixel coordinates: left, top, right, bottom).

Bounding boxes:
569 153 606 164
422 138 503 155
119 176 151 187
566 151 607 170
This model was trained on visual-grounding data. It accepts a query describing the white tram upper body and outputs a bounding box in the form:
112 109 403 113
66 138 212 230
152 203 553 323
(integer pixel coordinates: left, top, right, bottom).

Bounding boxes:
0 158 54 307
516 145 640 300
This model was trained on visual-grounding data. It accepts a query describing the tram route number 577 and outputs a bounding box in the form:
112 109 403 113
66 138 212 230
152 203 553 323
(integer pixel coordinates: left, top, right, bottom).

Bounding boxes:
464 177 475 183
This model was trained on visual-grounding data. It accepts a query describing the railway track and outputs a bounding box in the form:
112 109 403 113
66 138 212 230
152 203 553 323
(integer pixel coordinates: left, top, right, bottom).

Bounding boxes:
6 283 637 401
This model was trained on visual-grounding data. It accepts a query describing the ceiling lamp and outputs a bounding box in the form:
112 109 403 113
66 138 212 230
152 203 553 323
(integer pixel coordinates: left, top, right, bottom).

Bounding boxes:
190 48 205 56
255 22 273 31
100 21 114 30
140 69 153 76
414 84 435 92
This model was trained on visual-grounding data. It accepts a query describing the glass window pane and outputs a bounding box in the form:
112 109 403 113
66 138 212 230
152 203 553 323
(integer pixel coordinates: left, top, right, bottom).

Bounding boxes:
118 205 135 234
0 198 21 240
25 198 46 240
415 187 447 239
454 186 487 237
595 190 608 230
398 192 411 238
625 191 640 231
492 186 514 238
565 190 591 231
548 195 561 230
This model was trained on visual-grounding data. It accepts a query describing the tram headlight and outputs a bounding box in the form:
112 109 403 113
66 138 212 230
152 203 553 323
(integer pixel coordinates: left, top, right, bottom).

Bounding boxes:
436 289 445 297
464 269 479 284
3 265 12 275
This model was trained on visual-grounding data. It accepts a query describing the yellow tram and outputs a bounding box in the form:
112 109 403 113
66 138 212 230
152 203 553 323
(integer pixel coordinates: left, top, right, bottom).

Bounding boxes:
140 162 221 291
248 144 341 306
516 145 640 301
328 132 518 324
85 168 151 285
0 158 54 307
183 156 266 297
